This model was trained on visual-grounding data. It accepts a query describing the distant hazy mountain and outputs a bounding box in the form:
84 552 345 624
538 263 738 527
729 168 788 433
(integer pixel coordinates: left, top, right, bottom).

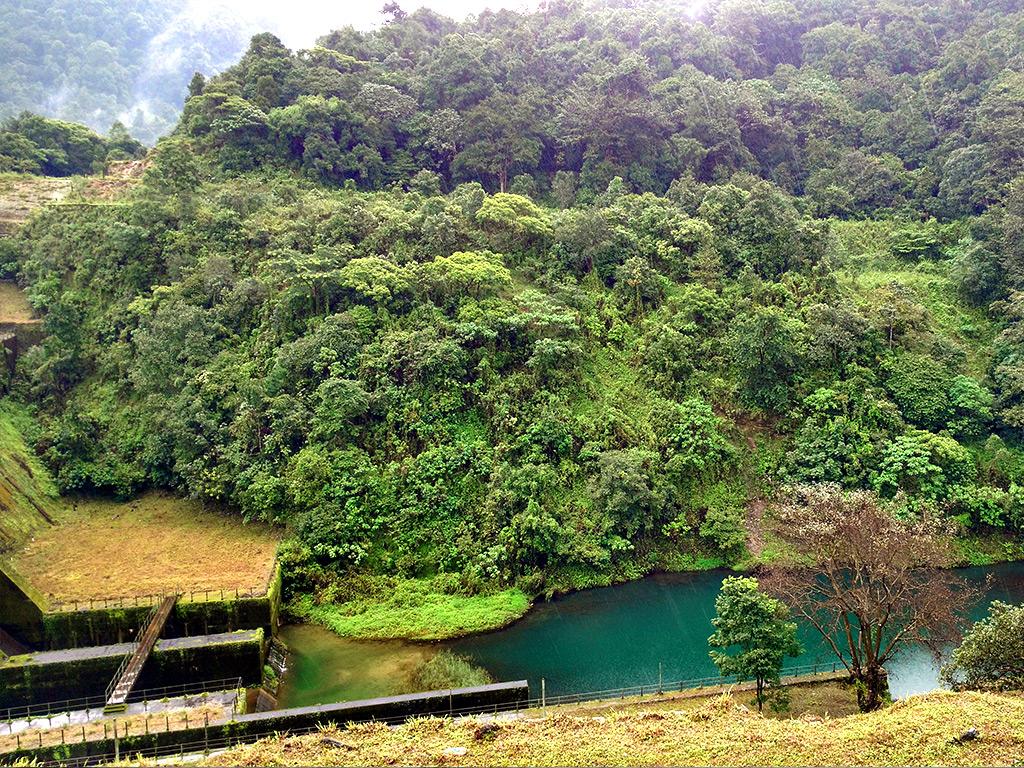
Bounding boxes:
0 0 262 144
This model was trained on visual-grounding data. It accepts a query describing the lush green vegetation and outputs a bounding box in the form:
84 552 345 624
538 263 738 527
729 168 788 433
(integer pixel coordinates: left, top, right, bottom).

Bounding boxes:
0 113 144 176
410 650 493 691
4 0 1024 636
0 401 59 551
942 601 1024 691
287 578 530 640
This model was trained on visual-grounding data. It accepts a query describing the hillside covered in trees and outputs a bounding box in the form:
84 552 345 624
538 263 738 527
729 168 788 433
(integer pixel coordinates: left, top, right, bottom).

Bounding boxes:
5 0 1024 610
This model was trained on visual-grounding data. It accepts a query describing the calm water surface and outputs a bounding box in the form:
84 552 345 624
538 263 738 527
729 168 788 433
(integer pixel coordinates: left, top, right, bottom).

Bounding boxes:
277 562 1024 708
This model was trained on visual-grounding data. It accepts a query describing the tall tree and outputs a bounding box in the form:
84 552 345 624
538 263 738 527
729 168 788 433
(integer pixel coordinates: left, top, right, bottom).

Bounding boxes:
708 576 802 712
764 484 979 712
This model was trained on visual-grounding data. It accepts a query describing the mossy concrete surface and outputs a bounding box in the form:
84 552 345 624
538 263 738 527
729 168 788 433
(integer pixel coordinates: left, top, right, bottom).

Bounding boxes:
0 403 61 554
0 558 47 648
38 589 279 651
0 629 264 710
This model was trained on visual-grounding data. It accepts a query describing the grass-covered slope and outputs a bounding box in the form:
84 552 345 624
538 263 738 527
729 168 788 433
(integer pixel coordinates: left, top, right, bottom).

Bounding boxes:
10 490 281 602
0 402 59 552
206 691 1024 767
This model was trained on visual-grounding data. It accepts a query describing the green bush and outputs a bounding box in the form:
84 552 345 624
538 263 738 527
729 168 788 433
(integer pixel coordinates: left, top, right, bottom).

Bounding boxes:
410 651 493 692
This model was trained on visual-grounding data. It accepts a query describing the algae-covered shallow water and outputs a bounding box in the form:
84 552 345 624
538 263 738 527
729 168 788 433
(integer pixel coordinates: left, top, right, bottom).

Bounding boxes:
277 562 1024 708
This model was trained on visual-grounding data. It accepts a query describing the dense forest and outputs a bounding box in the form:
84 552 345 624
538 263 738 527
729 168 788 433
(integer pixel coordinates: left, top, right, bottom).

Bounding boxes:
0 112 145 175
5 0 1024 606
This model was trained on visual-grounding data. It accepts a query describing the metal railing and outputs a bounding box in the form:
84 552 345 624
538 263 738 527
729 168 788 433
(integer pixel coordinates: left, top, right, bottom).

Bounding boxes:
48 585 268 614
103 599 165 703
0 678 244 724
524 659 846 709
1 683 244 756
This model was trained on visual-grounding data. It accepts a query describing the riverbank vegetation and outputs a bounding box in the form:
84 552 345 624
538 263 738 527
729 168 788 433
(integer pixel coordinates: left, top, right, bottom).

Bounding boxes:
287 576 529 640
3 0 1024 641
410 651 492 692
203 690 1024 767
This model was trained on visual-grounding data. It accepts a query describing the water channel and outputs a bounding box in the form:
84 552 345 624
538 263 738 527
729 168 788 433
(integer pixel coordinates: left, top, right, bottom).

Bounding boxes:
278 562 1024 708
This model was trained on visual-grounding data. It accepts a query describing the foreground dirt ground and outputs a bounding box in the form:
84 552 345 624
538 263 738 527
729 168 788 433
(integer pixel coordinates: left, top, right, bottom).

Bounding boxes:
11 491 281 603
200 691 1024 767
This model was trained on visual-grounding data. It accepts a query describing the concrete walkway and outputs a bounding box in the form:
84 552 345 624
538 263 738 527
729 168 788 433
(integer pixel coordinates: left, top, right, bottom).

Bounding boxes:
0 691 238 737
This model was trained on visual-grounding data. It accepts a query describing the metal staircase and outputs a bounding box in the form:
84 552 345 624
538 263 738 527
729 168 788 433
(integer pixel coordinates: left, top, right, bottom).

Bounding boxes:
103 594 177 714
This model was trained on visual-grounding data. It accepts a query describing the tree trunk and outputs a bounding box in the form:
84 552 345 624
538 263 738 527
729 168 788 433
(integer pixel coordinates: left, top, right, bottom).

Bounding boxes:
853 665 889 712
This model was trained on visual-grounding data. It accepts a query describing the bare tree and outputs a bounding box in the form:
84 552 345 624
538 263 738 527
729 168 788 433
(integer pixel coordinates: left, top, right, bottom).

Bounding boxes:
763 484 980 712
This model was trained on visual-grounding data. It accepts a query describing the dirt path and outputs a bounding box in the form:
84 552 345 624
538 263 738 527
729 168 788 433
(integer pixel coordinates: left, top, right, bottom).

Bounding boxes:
745 498 766 558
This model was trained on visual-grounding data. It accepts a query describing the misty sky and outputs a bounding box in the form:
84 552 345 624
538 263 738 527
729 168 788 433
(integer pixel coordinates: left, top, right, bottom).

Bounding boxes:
197 0 540 49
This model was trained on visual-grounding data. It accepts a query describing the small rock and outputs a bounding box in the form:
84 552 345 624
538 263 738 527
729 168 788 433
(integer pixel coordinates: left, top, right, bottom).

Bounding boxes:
321 737 352 750
443 746 468 756
952 728 980 746
473 722 501 741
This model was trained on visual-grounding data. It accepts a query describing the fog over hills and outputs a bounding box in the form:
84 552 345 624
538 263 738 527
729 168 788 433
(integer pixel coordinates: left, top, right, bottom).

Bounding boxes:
0 0 536 144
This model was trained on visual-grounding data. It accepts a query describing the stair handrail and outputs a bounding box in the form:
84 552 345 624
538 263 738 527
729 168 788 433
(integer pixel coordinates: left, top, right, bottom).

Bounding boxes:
104 593 177 702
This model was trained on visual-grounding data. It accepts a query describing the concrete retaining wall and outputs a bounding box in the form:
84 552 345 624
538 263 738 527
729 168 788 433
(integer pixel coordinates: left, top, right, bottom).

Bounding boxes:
0 629 264 709
28 565 282 651
0 560 47 648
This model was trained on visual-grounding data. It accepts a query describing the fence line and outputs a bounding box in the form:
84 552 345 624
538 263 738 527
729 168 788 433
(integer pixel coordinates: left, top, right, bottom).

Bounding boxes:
3 660 848 764
47 585 268 614
0 678 244 724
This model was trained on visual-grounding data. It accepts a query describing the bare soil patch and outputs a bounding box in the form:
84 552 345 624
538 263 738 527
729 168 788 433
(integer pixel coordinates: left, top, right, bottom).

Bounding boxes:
0 282 36 324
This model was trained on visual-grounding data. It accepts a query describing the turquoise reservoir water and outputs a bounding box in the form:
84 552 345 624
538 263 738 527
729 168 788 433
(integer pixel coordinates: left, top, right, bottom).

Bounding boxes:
278 562 1024 708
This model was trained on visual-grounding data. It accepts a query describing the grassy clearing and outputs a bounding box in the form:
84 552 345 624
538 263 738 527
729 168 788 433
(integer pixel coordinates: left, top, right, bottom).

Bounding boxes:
289 582 531 641
10 491 281 603
202 691 1024 767
0 402 61 552
0 173 73 234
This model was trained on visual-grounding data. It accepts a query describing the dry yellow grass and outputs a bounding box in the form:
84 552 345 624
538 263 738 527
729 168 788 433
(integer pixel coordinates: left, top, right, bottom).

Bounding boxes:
201 691 1024 767
0 282 35 324
11 491 280 603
